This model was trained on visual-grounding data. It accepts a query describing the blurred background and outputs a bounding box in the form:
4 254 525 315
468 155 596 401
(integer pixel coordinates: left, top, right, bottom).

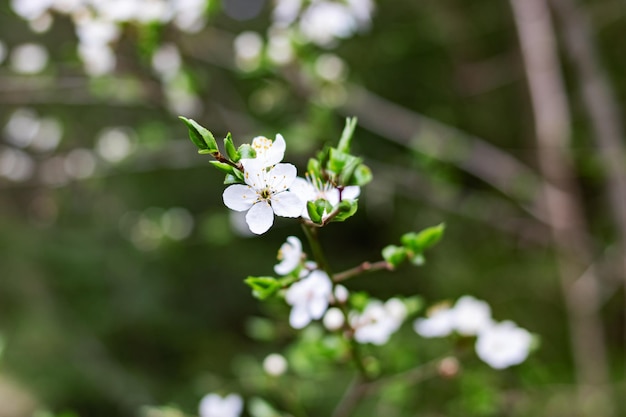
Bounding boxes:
0 0 624 416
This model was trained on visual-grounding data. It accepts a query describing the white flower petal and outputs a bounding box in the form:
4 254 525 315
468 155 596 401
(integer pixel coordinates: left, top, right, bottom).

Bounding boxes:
341 185 360 200
267 133 286 165
272 191 304 218
223 184 256 211
267 163 297 191
245 201 274 234
290 176 316 202
290 305 311 329
308 297 328 320
274 236 303 275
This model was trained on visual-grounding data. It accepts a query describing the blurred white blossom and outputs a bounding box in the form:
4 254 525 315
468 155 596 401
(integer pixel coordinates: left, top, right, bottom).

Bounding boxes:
323 307 345 331
263 353 288 376
10 43 48 74
274 236 302 275
351 298 407 345
452 295 493 336
413 304 455 338
285 270 333 329
199 393 243 417
475 321 533 369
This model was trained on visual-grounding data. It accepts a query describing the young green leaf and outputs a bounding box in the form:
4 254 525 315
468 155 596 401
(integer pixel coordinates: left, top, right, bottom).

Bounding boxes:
337 117 358 153
209 160 236 175
178 116 219 153
382 245 408 268
244 276 282 300
332 199 358 222
224 132 240 162
352 163 372 186
238 143 256 159
401 223 446 253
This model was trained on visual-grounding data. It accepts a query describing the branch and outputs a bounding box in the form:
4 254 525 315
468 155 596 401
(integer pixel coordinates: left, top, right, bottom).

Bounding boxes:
333 260 393 283
509 0 613 413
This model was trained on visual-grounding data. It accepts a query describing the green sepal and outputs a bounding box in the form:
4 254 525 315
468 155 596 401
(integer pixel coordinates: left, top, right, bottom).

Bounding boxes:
238 143 256 159
209 160 236 175
401 223 446 253
382 244 408 268
179 116 219 153
351 163 372 186
224 133 240 162
337 117 358 153
245 276 281 300
306 200 323 224
332 199 358 222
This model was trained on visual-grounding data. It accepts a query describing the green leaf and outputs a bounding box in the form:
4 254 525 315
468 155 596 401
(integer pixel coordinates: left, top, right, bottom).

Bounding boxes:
223 169 245 185
332 199 358 222
328 148 359 176
244 276 282 300
306 200 323 224
351 163 373 186
337 117 358 153
224 132 240 162
401 223 445 253
178 116 218 152
238 143 256 159
338 156 362 186
209 160 236 175
382 245 408 268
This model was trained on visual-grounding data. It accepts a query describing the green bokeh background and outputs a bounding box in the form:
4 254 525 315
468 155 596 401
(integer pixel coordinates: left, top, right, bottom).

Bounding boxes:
0 0 624 416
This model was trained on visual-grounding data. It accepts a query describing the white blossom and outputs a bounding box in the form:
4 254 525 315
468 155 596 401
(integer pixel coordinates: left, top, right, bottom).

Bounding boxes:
475 321 532 369
298 2 357 47
290 175 359 219
285 270 333 329
222 162 303 235
351 298 407 345
199 393 243 417
413 305 455 338
263 353 288 376
452 295 493 336
323 307 345 331
242 134 287 170
274 236 302 275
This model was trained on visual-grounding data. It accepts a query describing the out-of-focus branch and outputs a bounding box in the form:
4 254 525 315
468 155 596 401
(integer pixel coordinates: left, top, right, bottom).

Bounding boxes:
549 0 626 375
339 83 557 224
509 0 613 415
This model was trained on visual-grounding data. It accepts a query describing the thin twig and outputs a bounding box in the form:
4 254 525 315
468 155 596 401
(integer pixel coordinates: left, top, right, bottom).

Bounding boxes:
333 260 393 283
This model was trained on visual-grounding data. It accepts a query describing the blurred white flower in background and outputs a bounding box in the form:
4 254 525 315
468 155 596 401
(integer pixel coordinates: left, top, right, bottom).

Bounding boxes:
199 393 244 417
415 295 533 368
274 236 303 275
452 295 493 336
233 31 264 71
285 270 333 329
413 304 455 338
351 298 407 345
96 127 135 163
152 43 182 80
476 320 533 369
10 43 48 74
263 353 288 376
323 307 345 331
0 148 35 182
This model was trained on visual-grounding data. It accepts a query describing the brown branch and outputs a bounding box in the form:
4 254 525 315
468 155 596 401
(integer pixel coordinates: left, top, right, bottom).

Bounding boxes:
509 0 613 414
549 0 626 379
333 260 393 283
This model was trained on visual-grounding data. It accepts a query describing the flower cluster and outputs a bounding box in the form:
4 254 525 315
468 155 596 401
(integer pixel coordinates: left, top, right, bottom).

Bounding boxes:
181 116 371 235
414 296 534 369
